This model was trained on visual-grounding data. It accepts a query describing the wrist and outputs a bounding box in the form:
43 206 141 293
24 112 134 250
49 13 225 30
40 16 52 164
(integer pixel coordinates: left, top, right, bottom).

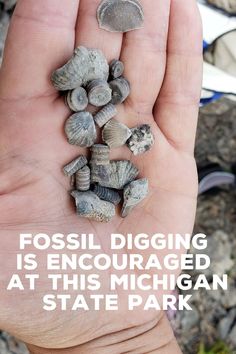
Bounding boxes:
27 314 182 354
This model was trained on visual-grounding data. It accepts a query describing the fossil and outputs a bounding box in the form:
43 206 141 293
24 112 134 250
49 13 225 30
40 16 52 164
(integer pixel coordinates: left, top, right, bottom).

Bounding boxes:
71 190 115 222
127 124 155 155
97 0 144 33
102 118 131 148
87 79 112 107
66 87 88 112
70 174 76 189
63 155 88 176
94 103 117 128
92 184 121 205
109 77 130 104
65 112 97 147
121 178 149 217
91 160 139 189
75 165 91 191
90 144 110 166
51 46 109 91
110 59 124 79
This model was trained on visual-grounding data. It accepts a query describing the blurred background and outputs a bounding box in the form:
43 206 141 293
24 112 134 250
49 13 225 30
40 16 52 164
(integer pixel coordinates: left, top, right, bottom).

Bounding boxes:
0 0 236 353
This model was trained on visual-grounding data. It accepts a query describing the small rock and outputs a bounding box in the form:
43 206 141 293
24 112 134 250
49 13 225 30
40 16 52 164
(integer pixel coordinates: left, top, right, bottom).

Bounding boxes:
218 308 236 340
181 306 200 331
191 230 234 277
229 324 236 347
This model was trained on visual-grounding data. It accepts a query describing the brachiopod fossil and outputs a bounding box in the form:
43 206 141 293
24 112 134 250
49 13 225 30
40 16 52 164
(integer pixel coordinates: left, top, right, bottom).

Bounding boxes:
102 118 131 148
121 178 149 217
63 155 88 176
51 46 109 91
110 59 124 79
90 144 110 166
66 87 88 112
94 103 117 128
92 184 121 205
87 79 112 107
75 165 91 191
97 0 144 33
71 190 115 222
127 124 155 155
65 112 97 147
91 160 139 189
110 77 130 104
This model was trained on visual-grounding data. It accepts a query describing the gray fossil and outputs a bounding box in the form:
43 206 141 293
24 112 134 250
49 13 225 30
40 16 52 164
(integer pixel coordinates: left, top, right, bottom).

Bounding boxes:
63 155 88 176
66 87 88 112
92 184 121 205
75 166 91 191
110 77 130 104
121 178 149 217
127 124 155 155
90 144 110 166
102 118 131 148
71 190 115 222
97 0 144 33
110 59 124 79
87 79 112 107
91 160 139 189
94 103 117 127
65 112 97 147
51 46 109 91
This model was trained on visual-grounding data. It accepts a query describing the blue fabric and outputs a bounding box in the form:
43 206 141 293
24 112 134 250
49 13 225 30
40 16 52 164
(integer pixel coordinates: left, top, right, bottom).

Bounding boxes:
200 91 223 105
203 40 209 50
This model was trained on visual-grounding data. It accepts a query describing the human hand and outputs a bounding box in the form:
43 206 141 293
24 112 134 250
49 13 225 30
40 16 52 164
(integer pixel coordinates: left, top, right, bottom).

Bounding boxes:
0 0 202 353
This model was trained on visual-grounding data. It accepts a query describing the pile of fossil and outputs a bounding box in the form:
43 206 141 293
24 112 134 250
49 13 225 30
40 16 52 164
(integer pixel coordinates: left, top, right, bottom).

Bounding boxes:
51 0 153 222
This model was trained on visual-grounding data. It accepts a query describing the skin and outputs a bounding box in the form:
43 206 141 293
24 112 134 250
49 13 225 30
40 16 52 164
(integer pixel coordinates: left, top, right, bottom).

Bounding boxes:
0 0 202 353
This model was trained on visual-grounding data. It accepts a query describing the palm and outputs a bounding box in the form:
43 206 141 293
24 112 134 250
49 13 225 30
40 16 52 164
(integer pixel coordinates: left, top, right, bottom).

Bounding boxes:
0 0 202 352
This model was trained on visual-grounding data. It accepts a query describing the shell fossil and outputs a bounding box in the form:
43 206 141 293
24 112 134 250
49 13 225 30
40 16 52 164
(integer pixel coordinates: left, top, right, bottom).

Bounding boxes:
75 165 91 191
63 155 88 176
97 0 144 33
110 59 124 79
127 124 155 155
90 144 110 166
121 178 149 217
71 190 115 222
65 112 97 147
109 77 130 104
94 103 117 128
92 184 121 205
91 160 139 189
102 118 132 148
87 79 112 107
66 87 88 112
51 46 109 91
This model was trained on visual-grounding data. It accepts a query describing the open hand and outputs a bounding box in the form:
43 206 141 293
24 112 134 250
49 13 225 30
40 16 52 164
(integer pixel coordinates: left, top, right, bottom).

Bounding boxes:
0 0 202 353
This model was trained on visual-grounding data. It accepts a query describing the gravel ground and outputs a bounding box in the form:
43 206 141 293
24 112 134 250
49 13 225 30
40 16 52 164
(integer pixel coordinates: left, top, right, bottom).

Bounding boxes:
0 2 236 353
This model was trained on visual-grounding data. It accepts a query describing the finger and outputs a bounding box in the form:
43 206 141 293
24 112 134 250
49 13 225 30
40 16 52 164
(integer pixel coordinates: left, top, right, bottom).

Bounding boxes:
154 0 203 154
120 0 171 115
0 0 80 99
75 0 122 62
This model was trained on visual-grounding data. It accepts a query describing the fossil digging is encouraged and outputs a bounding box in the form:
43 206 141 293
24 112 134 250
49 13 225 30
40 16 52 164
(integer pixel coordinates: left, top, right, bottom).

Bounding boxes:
51 0 154 222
